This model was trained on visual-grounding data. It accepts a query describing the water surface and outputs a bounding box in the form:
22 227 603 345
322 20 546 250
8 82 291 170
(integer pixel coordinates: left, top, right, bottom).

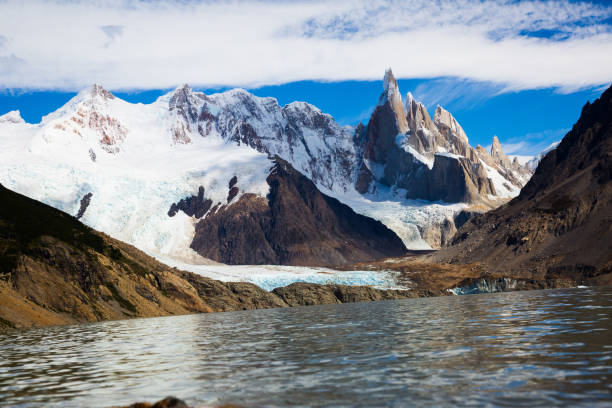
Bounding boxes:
1 287 611 407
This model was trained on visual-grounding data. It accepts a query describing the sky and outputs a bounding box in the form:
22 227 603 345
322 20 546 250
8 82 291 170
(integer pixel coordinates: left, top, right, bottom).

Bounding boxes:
1 0 611 156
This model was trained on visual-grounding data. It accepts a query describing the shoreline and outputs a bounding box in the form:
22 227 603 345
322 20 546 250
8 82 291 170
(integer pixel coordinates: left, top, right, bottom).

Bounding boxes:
0 264 590 332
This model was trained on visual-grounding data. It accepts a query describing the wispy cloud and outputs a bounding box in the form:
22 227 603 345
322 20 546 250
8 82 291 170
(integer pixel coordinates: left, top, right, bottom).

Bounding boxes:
486 128 569 156
411 78 505 111
0 0 610 91
100 25 124 48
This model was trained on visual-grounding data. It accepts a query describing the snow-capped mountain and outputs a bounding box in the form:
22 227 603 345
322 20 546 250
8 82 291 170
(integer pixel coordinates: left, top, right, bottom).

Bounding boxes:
355 69 532 205
0 70 532 268
526 141 561 170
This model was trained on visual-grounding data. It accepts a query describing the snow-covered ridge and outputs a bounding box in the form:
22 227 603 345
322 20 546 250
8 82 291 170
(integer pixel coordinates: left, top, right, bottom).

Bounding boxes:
0 110 25 124
527 141 560 170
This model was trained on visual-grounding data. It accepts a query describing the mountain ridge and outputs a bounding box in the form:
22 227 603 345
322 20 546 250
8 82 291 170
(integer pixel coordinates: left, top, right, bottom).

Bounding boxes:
0 71 532 268
429 84 612 283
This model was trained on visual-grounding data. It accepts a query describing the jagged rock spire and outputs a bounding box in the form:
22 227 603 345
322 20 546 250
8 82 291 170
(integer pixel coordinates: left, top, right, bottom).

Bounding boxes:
433 105 468 143
379 68 408 133
490 135 512 168
405 92 435 134
383 68 397 94
490 135 503 158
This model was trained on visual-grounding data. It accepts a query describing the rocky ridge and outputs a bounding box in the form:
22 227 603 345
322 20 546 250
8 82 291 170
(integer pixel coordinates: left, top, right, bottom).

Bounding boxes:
189 156 407 265
429 84 612 284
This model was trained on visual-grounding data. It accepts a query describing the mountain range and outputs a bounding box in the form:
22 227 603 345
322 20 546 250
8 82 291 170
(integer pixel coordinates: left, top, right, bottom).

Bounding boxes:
1 77 610 329
0 70 531 268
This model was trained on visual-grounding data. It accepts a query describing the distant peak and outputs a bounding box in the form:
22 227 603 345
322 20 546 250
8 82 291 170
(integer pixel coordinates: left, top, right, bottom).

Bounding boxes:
491 135 503 155
170 83 194 97
0 110 24 124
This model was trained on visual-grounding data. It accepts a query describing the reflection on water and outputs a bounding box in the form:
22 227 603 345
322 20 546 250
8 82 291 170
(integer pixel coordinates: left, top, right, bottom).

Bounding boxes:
0 287 611 407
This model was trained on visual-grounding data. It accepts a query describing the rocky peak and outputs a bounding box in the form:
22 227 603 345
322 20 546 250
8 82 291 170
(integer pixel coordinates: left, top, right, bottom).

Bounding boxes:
90 84 115 100
490 135 512 168
0 110 25 124
405 92 436 133
169 84 206 122
380 68 408 133
190 156 407 266
521 84 612 199
433 105 468 144
490 135 503 157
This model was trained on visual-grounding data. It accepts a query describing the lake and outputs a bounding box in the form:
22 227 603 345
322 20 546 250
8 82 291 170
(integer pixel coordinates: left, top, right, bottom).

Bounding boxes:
1 287 611 407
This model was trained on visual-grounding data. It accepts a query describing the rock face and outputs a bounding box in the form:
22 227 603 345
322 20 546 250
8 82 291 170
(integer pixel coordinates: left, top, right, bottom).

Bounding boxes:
432 85 612 284
272 282 414 307
190 157 407 266
355 69 532 204
119 397 191 408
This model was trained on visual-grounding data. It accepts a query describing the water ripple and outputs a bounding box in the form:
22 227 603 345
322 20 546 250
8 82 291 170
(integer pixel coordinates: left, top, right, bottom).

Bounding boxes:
0 287 611 407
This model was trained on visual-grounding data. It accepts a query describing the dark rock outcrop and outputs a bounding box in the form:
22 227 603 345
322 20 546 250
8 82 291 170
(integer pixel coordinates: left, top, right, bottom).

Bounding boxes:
119 396 190 408
76 192 92 219
168 186 212 219
432 84 612 285
190 157 407 266
449 276 576 295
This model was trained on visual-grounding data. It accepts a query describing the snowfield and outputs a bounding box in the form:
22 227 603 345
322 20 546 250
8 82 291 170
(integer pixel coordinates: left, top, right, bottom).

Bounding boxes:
324 185 466 250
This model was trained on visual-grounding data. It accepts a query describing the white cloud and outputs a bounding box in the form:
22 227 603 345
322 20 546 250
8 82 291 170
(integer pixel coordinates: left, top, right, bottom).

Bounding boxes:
0 0 611 91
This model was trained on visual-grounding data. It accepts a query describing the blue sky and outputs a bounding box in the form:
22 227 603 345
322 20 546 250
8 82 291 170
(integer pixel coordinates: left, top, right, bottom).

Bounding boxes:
1 0 611 156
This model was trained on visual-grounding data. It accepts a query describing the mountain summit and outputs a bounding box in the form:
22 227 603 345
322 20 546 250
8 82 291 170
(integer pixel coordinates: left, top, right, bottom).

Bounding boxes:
355 72 531 204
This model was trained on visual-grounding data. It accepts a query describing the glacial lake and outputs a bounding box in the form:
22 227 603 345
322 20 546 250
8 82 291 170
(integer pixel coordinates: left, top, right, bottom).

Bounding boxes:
1 287 611 407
